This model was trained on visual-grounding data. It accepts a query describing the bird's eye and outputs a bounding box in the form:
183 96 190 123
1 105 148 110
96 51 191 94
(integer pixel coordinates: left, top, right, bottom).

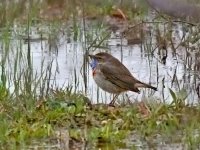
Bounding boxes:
97 57 102 60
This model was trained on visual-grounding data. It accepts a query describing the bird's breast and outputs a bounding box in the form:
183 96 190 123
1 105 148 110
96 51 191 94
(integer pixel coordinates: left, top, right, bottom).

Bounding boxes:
92 68 124 94
92 68 97 76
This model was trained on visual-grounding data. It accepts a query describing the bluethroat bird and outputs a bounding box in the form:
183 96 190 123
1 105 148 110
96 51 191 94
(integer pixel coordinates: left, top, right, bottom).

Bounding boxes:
89 52 157 105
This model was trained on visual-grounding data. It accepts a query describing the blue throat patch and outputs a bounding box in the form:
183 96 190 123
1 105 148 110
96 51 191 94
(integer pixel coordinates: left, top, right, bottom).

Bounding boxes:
90 58 98 70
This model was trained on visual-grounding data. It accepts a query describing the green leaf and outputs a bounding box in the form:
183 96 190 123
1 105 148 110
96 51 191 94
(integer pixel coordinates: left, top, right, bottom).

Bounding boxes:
169 88 177 105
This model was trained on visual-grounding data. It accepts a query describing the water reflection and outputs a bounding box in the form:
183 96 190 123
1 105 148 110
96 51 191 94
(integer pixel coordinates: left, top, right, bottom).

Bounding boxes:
0 20 200 104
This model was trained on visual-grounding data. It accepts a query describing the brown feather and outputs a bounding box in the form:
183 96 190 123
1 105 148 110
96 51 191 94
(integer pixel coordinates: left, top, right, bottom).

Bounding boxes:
96 52 157 92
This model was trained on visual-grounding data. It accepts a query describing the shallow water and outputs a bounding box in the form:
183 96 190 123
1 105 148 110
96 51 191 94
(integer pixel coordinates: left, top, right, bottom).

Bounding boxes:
1 19 200 105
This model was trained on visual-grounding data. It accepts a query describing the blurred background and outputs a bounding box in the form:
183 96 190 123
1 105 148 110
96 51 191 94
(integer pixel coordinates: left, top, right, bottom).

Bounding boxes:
0 0 200 104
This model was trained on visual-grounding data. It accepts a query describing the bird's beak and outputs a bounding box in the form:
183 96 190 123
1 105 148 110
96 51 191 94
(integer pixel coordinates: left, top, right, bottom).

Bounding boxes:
88 54 95 59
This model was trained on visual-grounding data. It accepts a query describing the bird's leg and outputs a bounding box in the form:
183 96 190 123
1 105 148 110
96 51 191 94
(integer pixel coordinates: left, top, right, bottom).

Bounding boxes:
109 94 119 106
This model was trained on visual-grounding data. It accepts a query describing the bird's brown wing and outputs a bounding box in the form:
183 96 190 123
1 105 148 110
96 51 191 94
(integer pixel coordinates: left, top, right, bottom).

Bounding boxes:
99 62 141 93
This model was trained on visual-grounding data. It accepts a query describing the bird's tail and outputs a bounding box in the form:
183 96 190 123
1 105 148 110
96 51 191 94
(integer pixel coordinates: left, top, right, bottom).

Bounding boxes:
135 82 157 91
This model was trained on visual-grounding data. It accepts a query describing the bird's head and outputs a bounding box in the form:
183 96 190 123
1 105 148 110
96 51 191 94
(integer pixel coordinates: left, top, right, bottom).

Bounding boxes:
89 52 111 62
88 52 111 69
